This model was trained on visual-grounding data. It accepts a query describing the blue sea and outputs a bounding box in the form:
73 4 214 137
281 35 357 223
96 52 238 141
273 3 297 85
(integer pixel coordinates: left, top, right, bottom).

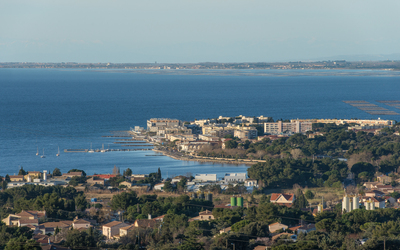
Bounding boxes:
1 68 400 178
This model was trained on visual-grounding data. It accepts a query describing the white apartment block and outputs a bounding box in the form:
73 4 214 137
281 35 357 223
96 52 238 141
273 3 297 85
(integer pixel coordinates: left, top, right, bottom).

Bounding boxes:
147 118 180 132
194 174 217 182
264 120 312 134
224 173 247 183
293 119 394 126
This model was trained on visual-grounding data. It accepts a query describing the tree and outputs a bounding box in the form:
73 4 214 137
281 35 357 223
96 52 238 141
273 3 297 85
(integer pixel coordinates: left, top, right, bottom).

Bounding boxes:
110 191 138 210
293 189 308 209
163 180 174 192
177 178 187 193
304 190 315 199
123 168 133 177
75 194 88 211
53 168 62 176
69 176 86 187
65 229 99 249
18 166 27 176
224 140 238 149
290 149 303 159
358 171 373 183
112 165 120 175
390 191 400 199
108 176 126 188
157 168 162 182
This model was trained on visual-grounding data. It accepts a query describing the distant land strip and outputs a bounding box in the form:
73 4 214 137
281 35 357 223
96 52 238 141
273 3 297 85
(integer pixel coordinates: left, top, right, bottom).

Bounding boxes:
1 60 400 71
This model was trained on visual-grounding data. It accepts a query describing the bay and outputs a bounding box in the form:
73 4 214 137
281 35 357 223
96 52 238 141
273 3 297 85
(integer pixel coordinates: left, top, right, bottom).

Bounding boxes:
0 68 399 178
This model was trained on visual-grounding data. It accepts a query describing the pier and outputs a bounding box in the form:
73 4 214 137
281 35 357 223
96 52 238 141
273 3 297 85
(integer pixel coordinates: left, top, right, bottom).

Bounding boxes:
102 136 133 138
64 149 88 153
113 141 153 144
64 148 152 152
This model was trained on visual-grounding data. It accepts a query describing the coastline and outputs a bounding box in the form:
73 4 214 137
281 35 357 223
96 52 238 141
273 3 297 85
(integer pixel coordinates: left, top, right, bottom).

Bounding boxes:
152 149 262 166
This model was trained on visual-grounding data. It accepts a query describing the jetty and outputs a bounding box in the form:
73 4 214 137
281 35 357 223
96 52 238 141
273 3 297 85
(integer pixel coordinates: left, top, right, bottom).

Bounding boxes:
64 148 152 152
102 136 133 138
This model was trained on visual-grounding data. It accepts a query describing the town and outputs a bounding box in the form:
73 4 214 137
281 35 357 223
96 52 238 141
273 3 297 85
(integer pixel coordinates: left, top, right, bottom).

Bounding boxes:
1 115 400 250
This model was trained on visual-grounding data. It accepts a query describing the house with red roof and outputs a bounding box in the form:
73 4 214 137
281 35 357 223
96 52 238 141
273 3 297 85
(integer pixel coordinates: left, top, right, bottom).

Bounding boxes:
153 214 165 222
270 193 295 207
93 174 116 180
365 190 385 197
102 221 129 239
2 210 46 227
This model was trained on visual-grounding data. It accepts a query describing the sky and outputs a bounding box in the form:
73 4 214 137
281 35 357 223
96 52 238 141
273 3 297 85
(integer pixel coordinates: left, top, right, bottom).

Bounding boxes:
1 0 400 63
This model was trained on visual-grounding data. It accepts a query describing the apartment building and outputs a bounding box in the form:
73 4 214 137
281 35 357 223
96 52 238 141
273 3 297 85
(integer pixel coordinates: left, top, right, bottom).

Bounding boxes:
147 118 180 132
234 127 258 139
264 120 312 134
294 119 394 126
157 126 192 136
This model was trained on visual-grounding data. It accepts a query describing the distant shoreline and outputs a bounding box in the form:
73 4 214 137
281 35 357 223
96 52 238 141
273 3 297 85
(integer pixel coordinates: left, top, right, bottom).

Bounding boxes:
2 67 400 77
1 61 400 73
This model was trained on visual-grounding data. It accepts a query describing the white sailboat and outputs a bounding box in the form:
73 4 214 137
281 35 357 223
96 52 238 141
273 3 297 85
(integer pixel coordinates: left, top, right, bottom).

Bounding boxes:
88 143 94 153
36 146 39 156
101 144 106 153
56 146 60 157
41 148 46 158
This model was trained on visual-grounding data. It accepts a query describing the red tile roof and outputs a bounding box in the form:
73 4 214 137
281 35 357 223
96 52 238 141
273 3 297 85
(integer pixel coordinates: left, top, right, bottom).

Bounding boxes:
270 193 294 202
103 221 124 228
19 219 38 225
10 175 24 178
93 174 116 180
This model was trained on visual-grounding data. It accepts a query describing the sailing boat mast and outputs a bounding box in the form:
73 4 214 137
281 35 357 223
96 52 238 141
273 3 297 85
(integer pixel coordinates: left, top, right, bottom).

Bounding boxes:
41 148 46 158
56 146 60 157
88 143 94 153
36 146 39 156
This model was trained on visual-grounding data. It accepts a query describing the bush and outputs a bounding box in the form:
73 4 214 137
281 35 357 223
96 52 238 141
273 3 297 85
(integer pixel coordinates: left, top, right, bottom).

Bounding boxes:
304 190 315 199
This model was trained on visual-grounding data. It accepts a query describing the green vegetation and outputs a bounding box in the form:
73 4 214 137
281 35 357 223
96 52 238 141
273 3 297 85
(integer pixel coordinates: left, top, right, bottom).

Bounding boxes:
65 227 102 249
110 193 213 222
52 167 62 176
273 208 400 250
248 157 348 189
0 185 86 220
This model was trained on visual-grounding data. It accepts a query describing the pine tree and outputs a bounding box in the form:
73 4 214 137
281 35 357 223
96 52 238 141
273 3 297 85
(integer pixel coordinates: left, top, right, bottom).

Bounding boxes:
18 166 27 176
157 168 162 181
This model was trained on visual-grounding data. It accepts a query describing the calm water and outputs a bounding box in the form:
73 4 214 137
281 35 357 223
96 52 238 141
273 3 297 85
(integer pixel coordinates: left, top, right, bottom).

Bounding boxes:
1 69 399 177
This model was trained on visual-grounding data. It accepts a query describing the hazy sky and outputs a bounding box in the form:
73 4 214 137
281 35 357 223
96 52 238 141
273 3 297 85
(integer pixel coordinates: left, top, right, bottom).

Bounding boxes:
1 0 399 63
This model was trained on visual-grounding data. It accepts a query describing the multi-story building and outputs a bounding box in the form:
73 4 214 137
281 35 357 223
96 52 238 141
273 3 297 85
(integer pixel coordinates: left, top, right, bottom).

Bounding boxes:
234 127 258 139
294 118 394 126
166 134 197 142
180 141 211 152
157 126 192 136
264 120 312 134
224 173 247 183
147 118 180 132
194 174 217 182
